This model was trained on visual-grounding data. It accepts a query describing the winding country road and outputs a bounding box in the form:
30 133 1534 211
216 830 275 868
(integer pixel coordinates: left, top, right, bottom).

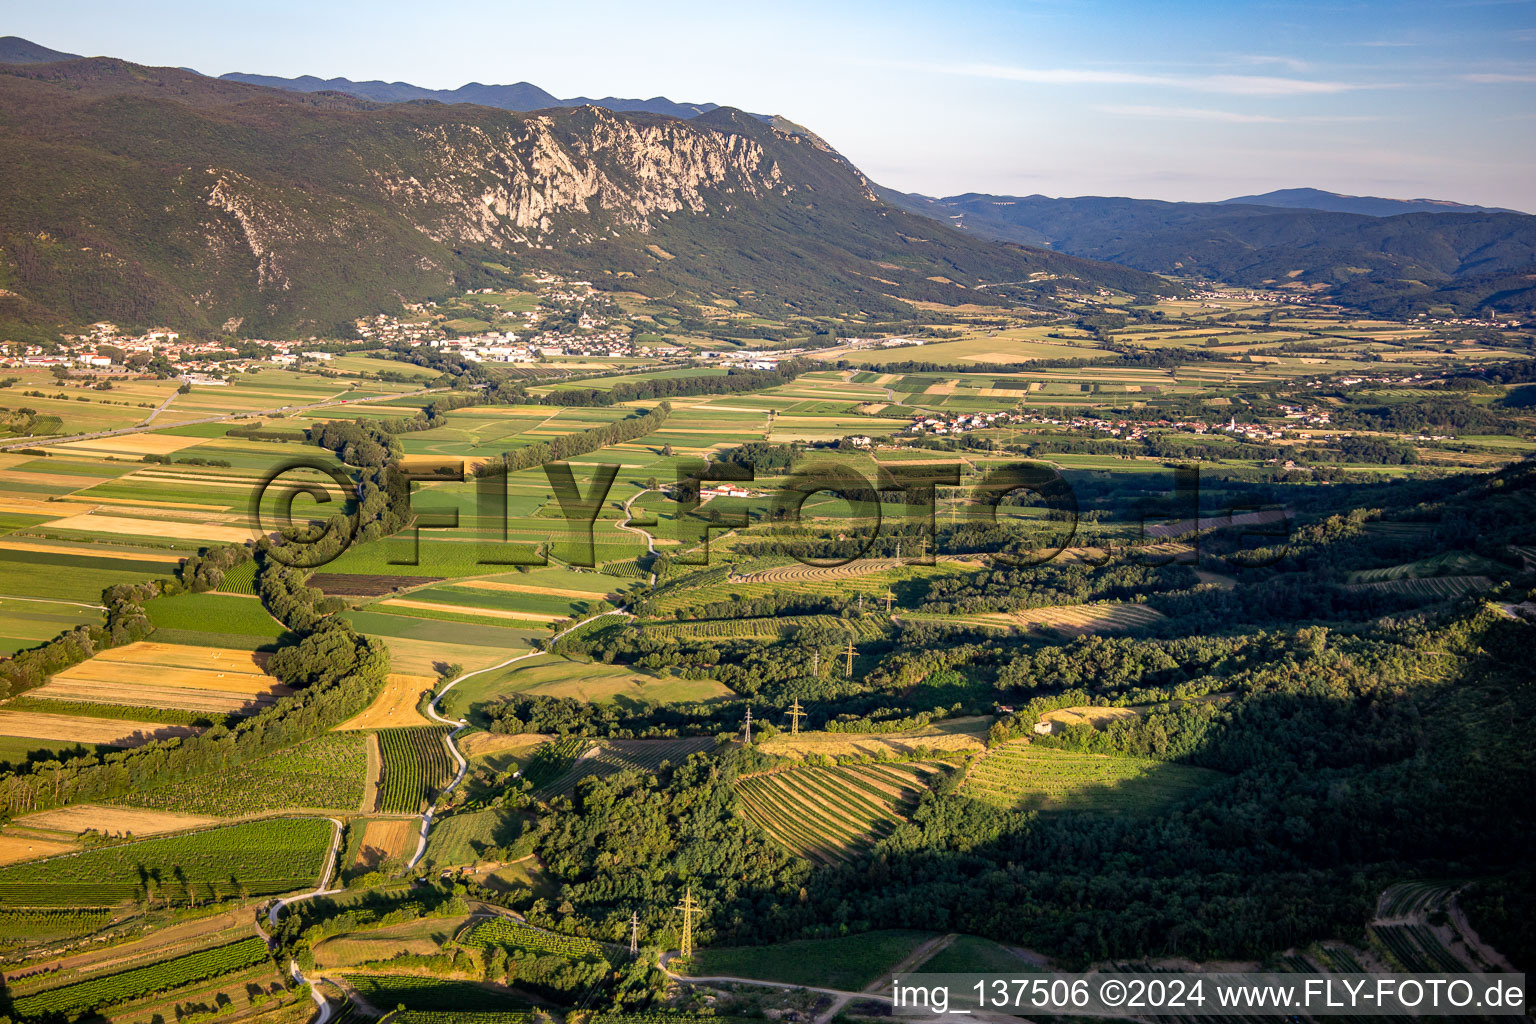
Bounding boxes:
406 606 635 870
257 817 345 1024
616 487 659 584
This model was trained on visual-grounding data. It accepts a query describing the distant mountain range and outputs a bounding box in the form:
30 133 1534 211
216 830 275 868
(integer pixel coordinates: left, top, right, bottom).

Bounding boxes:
883 189 1536 317
216 72 749 122
1221 187 1519 217
0 35 747 121
0 36 80 64
0 49 1163 339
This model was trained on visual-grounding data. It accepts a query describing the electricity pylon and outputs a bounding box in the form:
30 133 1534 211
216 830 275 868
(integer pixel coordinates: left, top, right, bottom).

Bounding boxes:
845 637 855 677
630 911 639 955
787 699 805 735
677 886 701 960
743 706 752 744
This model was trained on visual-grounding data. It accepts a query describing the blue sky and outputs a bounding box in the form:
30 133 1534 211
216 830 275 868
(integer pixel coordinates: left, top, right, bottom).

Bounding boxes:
10 0 1536 208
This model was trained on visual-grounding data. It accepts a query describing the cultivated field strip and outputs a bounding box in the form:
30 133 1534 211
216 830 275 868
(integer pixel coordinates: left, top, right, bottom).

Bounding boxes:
376 727 454 813
735 763 942 863
641 614 890 641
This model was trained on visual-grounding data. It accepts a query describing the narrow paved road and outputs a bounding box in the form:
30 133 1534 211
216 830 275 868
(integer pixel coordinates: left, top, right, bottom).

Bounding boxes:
137 388 179 427
617 488 658 585
407 606 635 870
259 817 345 1024
1 386 444 452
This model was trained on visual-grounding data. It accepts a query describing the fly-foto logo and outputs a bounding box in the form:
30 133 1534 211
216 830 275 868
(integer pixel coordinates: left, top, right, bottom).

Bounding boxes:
249 458 1292 570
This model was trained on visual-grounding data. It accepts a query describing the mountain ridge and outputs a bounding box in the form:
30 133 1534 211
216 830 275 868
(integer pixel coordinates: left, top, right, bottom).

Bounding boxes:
1219 187 1519 217
883 188 1536 317
0 53 1166 339
216 70 747 121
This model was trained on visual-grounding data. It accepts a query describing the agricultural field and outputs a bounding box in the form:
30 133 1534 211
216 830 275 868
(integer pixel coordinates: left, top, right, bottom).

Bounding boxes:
422 806 525 867
443 653 731 722
340 974 536 1013
735 762 945 863
0 817 333 907
26 641 290 716
459 916 609 961
376 727 455 813
352 818 420 870
7 935 272 1019
144 593 289 649
113 732 368 815
959 743 1225 814
335 672 438 731
758 716 989 761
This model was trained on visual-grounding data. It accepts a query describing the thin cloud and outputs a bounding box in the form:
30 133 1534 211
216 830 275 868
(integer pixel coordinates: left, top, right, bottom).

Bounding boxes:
1463 72 1536 82
1234 54 1312 72
911 61 1366 96
1098 104 1379 124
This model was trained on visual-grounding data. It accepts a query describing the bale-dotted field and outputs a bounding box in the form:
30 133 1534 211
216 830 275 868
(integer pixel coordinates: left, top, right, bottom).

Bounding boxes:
14 805 219 838
334 673 437 731
0 834 77 866
0 711 199 748
30 642 291 715
353 819 419 869
736 763 944 863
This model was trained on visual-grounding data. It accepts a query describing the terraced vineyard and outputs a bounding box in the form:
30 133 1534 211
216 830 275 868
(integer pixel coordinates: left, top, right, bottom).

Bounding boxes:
1369 923 1466 972
641 614 890 641
735 762 944 863
1343 576 1493 601
9 935 271 1018
0 817 333 907
1377 881 1458 919
377 727 454 813
960 743 1224 814
460 916 610 961
397 1014 535 1024
0 906 113 947
539 736 718 795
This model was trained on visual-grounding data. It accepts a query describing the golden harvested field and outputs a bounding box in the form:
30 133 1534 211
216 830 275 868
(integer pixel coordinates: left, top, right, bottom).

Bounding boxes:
0 710 200 747
43 434 205 457
0 834 77 866
1039 706 1140 728
459 731 549 762
760 716 989 760
30 643 291 714
370 636 519 676
15 804 220 837
0 497 97 516
376 598 565 622
334 673 437 731
353 818 419 869
0 539 177 563
39 512 254 544
456 580 618 600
